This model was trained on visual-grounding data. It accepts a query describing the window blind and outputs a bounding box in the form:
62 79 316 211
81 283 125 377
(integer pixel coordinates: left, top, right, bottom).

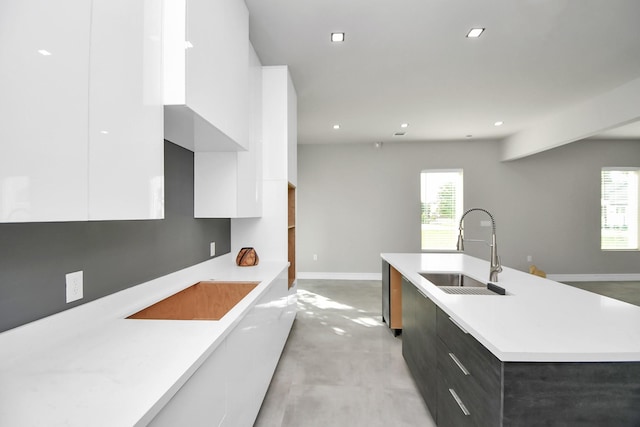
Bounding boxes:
421 170 463 250
601 168 639 250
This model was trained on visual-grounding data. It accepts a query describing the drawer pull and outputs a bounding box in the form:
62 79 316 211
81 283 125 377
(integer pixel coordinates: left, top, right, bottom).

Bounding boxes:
448 352 470 376
448 316 469 334
448 388 471 416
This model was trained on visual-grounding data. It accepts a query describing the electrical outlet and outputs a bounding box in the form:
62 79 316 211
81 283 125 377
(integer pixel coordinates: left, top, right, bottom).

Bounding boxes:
65 270 83 303
210 242 216 257
527 255 533 262
313 254 318 261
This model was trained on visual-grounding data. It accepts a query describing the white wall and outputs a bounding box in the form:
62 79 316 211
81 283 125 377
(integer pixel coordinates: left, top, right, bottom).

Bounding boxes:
297 138 640 276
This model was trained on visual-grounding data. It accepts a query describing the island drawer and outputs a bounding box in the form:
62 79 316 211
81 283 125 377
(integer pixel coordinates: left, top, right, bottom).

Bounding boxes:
437 337 501 427
436 307 501 397
436 374 474 427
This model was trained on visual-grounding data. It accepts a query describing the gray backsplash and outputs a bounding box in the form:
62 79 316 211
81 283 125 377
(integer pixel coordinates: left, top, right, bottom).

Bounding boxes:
0 141 230 333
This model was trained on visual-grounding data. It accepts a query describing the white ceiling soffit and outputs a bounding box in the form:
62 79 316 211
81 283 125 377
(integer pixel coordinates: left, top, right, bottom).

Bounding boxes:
501 76 640 160
592 120 640 139
245 0 640 153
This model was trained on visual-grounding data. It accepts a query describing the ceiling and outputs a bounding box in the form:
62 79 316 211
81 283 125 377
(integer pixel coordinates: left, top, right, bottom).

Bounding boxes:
245 0 640 146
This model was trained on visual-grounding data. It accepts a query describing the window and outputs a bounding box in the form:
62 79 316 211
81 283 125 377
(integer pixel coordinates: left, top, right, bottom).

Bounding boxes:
421 169 463 250
601 168 639 250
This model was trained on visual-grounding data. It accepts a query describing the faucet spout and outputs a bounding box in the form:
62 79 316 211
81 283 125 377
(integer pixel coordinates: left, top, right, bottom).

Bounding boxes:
457 208 502 282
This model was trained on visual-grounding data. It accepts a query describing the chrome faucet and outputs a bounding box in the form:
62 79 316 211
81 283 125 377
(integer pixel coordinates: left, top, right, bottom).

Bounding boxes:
456 208 502 282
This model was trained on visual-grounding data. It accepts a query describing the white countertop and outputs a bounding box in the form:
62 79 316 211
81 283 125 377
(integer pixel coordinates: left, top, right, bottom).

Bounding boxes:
382 252 640 363
0 255 289 427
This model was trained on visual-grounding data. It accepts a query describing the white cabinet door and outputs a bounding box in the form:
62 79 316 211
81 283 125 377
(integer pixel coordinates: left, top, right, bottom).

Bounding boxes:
224 270 290 426
194 152 238 218
164 0 250 151
89 0 164 220
236 44 263 218
262 66 297 186
0 0 164 222
0 0 92 222
194 43 263 218
149 341 227 427
187 0 249 150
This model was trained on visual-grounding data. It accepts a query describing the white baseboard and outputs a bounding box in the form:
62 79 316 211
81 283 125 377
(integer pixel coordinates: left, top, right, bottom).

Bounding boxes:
298 272 640 283
298 272 382 281
547 273 640 282
299 272 640 283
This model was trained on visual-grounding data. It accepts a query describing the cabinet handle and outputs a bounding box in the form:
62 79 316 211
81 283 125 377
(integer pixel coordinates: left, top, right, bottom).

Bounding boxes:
448 352 470 376
448 388 471 416
448 316 469 334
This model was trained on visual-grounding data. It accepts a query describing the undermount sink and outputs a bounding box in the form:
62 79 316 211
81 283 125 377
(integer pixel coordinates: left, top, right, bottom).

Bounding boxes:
127 281 260 320
419 273 504 295
420 273 486 287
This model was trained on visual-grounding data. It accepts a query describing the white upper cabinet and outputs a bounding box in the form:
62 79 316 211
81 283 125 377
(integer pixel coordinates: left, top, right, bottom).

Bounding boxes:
163 0 250 152
0 0 164 222
88 0 164 220
263 66 298 186
231 66 298 262
236 44 264 217
194 44 263 218
0 0 92 222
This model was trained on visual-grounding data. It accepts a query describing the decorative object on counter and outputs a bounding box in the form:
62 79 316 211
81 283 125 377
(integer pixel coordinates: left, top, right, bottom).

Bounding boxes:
529 264 547 278
236 247 259 266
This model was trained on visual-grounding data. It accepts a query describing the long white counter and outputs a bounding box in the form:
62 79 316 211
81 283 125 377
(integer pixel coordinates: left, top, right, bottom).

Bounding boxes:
0 254 294 426
382 252 640 362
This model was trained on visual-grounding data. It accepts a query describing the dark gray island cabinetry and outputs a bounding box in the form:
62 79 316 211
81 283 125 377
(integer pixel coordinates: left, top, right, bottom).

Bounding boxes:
399 270 640 426
401 276 437 416
435 306 501 427
402 276 501 426
383 252 640 426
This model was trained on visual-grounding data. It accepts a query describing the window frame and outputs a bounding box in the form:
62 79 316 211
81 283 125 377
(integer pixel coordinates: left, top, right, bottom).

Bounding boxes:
420 169 464 251
601 167 639 251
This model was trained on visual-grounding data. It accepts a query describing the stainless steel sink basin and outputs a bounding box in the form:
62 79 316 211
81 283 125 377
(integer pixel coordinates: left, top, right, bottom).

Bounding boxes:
419 273 486 287
419 273 504 295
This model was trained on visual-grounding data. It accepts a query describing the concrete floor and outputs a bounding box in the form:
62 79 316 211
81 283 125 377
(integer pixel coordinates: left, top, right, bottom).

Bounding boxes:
254 279 435 427
254 278 640 426
563 281 640 307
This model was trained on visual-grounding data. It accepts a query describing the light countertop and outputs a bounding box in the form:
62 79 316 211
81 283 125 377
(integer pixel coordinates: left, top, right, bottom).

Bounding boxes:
0 255 289 427
382 252 640 362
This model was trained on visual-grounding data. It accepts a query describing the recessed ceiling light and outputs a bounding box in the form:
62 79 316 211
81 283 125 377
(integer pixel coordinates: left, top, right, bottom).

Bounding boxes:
37 49 52 56
400 123 409 128
494 121 504 127
466 28 485 38
185 41 194 49
331 32 345 42
100 130 109 135
333 124 340 130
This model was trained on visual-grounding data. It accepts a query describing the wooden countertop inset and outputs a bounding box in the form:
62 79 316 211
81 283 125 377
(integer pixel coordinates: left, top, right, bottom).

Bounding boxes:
127 281 259 320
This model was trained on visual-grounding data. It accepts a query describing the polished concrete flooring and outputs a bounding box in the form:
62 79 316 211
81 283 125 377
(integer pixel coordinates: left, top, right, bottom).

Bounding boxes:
254 279 640 426
563 281 640 307
254 279 435 427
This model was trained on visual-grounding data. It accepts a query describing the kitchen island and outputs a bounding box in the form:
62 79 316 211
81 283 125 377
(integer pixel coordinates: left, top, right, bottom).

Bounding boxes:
0 254 296 426
382 252 640 427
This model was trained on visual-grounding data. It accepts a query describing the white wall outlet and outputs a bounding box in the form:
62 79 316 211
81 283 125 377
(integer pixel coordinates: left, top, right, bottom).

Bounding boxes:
527 255 533 262
313 254 318 261
210 242 216 257
65 270 83 303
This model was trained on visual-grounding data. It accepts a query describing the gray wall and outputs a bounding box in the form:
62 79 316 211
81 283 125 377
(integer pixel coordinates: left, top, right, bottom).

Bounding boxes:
297 138 640 276
0 142 230 333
